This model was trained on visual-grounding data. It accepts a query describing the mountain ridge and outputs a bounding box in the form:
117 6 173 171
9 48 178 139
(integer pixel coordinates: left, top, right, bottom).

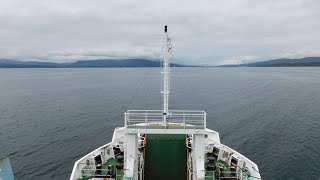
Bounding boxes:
0 59 188 68
219 57 320 67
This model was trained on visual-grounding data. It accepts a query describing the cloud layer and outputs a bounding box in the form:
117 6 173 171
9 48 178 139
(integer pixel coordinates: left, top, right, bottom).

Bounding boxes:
0 0 320 65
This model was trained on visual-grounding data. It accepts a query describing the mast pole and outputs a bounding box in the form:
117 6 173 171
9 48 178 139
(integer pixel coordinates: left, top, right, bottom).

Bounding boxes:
162 25 170 126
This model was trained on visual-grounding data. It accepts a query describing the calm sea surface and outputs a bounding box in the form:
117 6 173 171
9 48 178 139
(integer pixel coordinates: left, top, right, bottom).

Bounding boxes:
0 68 320 180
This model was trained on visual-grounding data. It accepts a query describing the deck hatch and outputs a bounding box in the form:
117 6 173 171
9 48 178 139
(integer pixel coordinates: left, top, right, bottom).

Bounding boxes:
144 134 187 180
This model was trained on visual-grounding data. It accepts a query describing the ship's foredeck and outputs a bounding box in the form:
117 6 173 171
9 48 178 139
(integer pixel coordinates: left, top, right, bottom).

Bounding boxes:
71 110 260 180
77 134 188 180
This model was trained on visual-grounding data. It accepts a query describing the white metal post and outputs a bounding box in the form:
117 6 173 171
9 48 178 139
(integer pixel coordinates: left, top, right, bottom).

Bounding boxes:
204 112 206 128
162 25 170 126
145 111 147 129
183 112 186 129
124 112 127 127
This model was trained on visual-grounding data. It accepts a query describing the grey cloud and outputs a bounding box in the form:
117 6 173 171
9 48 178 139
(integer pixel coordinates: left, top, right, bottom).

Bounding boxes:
0 0 320 65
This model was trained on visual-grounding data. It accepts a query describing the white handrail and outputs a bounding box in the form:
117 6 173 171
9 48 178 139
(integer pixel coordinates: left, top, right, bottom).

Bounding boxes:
124 110 207 129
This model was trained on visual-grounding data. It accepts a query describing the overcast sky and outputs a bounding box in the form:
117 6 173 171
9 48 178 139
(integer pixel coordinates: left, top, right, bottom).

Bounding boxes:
0 0 319 65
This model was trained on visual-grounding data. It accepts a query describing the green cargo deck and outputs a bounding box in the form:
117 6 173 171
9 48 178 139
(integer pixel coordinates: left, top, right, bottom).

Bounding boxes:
101 158 124 179
144 134 187 180
204 160 241 180
79 157 124 180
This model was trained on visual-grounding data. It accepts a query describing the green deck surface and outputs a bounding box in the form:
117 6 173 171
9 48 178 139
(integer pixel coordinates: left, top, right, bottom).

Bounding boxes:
204 159 237 180
101 158 117 174
103 158 123 180
205 171 216 180
79 157 130 180
144 134 187 180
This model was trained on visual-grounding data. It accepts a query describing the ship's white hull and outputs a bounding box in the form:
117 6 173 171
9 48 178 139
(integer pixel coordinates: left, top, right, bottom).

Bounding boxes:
70 124 261 180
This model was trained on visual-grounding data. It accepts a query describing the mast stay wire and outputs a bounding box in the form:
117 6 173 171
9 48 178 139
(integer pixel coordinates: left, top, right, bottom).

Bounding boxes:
122 35 164 111
170 43 191 109
168 43 203 110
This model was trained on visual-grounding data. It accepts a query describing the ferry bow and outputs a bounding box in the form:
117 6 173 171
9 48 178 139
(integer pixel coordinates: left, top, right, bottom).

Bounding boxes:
70 26 261 180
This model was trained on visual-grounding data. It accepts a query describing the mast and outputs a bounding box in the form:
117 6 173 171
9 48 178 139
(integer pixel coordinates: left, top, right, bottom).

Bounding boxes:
162 25 171 126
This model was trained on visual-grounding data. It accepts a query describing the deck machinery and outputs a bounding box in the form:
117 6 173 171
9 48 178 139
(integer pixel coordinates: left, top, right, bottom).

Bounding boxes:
70 26 261 180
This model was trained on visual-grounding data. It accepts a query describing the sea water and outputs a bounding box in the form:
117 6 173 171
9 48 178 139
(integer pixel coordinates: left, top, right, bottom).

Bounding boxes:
0 67 319 179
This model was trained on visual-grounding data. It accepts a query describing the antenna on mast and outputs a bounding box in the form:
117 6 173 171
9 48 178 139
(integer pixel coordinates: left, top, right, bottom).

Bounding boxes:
162 25 171 127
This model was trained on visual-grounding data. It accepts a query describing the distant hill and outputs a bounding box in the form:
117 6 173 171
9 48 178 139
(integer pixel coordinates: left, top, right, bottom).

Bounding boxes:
0 59 186 68
0 59 64 68
247 57 320 67
67 59 184 68
257 62 320 67
219 57 320 67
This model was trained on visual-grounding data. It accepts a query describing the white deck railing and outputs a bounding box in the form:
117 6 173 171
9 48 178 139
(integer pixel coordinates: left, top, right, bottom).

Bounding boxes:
124 110 207 129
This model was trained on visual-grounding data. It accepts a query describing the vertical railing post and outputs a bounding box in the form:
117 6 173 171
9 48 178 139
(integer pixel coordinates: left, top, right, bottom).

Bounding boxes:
183 112 186 129
145 111 147 129
124 112 127 127
204 111 207 129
